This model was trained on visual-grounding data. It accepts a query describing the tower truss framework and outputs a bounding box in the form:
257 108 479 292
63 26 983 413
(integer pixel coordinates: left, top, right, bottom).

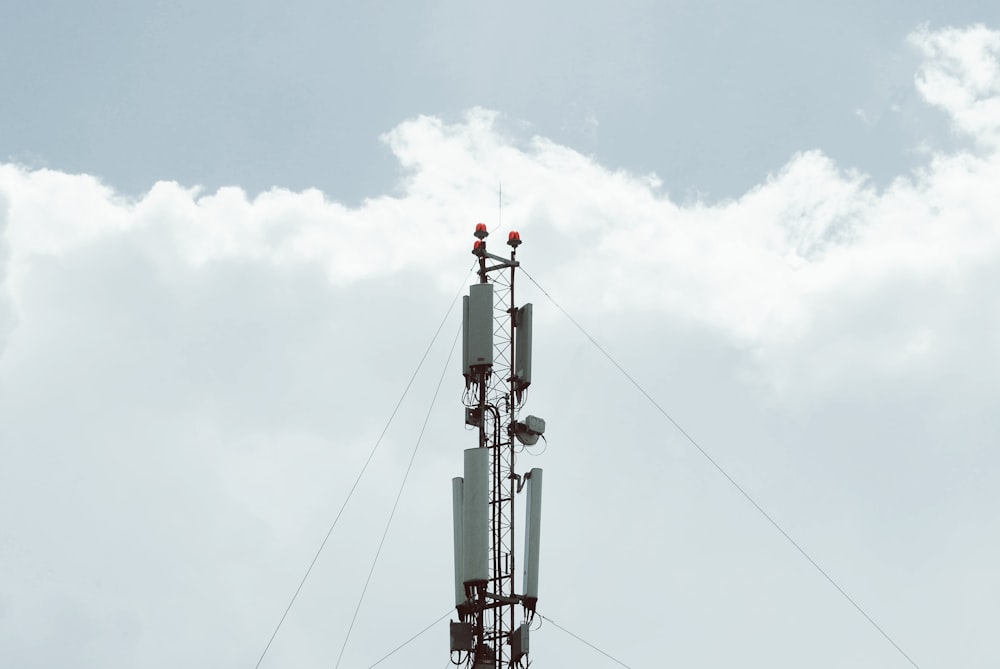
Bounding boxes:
452 226 541 669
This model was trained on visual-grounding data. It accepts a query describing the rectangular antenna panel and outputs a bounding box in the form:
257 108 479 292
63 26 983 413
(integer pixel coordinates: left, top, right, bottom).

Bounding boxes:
465 283 493 371
514 303 533 390
452 477 465 607
462 448 489 585
522 468 543 605
461 295 470 378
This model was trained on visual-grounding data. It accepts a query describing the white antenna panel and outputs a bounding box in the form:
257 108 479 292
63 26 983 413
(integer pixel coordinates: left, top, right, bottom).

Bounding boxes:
514 303 533 391
464 283 494 373
522 468 543 609
461 295 470 379
452 477 465 607
462 447 489 586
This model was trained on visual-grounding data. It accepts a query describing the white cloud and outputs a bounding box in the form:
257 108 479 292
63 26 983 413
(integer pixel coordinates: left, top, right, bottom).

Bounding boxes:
6 26 1000 391
910 23 1000 147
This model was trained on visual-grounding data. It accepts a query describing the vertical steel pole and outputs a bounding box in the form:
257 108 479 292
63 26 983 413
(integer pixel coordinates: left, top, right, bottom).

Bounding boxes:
506 244 518 665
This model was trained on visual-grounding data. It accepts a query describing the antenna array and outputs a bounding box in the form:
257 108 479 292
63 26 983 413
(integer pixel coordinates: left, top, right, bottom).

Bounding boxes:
450 224 546 668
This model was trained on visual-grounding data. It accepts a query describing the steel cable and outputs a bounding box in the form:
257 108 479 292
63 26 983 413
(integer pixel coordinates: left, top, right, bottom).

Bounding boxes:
540 615 633 668
520 268 922 669
335 321 463 667
366 609 453 668
253 266 473 668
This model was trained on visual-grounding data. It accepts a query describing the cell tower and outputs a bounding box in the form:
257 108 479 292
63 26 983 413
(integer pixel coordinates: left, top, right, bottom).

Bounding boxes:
450 224 546 668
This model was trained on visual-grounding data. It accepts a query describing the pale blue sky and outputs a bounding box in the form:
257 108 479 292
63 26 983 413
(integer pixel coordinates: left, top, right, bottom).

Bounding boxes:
2 0 998 201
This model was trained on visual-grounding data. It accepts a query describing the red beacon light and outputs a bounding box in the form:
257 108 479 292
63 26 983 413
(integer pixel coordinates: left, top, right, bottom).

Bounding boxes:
472 239 485 256
474 222 489 239
507 230 522 248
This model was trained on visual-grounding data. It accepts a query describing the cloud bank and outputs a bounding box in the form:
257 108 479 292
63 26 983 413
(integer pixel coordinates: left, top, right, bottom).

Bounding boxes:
3 26 998 382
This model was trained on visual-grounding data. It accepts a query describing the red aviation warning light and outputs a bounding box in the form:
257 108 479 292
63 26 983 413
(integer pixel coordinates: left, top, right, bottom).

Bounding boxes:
507 230 522 248
474 222 489 239
472 239 485 256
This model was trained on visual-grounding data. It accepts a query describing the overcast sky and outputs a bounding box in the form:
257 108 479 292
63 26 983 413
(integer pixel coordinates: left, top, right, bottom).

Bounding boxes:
2 3 1000 669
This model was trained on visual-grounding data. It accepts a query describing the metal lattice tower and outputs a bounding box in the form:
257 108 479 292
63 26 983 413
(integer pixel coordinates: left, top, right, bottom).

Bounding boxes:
451 224 544 669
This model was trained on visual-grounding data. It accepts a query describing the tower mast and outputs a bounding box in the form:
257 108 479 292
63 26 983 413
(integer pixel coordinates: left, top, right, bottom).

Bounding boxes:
451 224 544 668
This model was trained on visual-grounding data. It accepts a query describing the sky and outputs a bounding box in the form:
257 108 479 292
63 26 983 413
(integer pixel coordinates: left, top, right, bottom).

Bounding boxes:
1 3 1000 668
